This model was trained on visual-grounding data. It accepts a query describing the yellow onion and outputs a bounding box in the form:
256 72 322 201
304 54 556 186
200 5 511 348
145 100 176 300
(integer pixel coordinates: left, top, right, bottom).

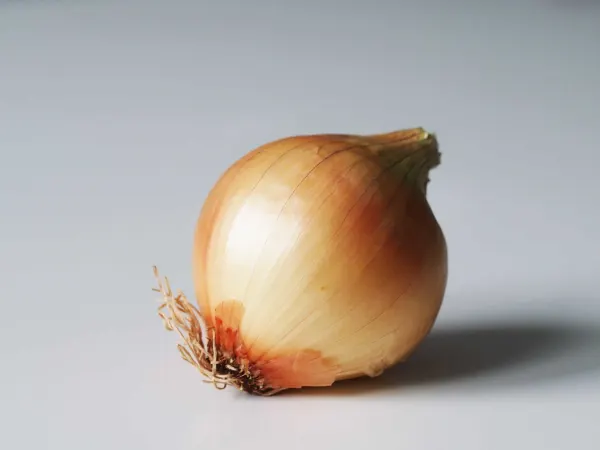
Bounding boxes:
153 127 447 395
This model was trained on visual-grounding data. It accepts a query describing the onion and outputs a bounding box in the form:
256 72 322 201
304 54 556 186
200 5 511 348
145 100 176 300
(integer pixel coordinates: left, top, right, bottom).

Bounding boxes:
153 127 447 395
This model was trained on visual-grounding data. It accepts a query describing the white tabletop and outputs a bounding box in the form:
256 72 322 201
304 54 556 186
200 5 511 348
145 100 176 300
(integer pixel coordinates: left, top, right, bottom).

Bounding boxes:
1 1 599 449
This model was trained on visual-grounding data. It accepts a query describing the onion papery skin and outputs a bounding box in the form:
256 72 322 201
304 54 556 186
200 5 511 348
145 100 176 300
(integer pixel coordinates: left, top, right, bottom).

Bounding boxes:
185 127 448 394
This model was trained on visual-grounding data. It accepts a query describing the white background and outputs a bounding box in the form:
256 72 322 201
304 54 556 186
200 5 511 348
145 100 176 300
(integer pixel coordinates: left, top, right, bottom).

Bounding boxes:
1 1 599 449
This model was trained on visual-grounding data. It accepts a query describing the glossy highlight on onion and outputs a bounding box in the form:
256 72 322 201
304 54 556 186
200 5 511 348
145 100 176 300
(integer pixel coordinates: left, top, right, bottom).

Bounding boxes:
153 127 448 395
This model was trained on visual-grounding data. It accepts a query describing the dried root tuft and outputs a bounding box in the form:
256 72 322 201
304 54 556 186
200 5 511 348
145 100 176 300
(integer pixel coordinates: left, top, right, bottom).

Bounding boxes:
152 266 283 396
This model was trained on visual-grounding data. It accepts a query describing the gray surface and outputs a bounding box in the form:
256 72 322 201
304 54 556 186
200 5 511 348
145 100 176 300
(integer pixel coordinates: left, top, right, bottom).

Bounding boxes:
1 1 599 449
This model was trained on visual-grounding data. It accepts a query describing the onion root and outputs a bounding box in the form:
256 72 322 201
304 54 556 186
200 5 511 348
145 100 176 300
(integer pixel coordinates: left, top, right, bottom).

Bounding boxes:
152 266 285 396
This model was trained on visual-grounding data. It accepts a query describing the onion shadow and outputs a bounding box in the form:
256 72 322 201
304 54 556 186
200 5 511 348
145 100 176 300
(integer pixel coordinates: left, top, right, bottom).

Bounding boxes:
285 320 600 397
